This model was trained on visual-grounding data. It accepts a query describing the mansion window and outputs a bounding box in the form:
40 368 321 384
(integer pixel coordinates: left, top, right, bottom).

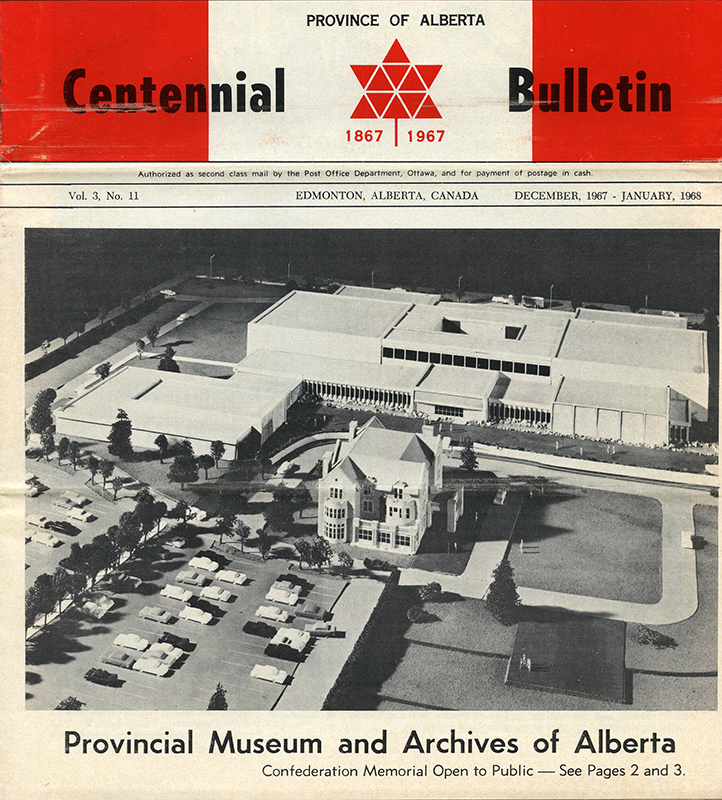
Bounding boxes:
324 522 346 540
395 534 411 548
362 499 373 514
329 487 343 499
357 528 373 541
378 531 391 544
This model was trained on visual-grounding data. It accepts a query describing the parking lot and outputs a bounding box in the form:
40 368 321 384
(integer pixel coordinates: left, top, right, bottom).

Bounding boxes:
26 526 359 710
25 458 136 588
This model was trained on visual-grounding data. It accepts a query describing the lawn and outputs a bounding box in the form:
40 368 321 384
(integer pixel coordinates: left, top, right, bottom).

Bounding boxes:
509 488 662 603
624 503 718 710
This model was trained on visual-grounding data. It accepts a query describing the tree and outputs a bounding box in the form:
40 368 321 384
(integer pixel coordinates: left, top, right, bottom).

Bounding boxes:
210 440 226 468
25 587 39 630
57 436 70 464
158 344 180 373
207 682 228 710
32 573 57 626
167 500 196 526
153 501 168 533
167 440 198 486
337 551 354 578
294 538 313 569
28 388 56 434
146 324 160 347
485 559 521 626
291 486 313 519
40 428 55 461
68 441 82 470
95 362 111 380
419 581 442 602
85 455 100 484
111 476 125 501
154 434 169 463
135 339 146 359
263 490 295 533
231 519 251 552
99 459 115 488
108 408 133 459
309 536 333 573
460 439 477 472
197 454 214 479
55 696 85 711
256 527 275 561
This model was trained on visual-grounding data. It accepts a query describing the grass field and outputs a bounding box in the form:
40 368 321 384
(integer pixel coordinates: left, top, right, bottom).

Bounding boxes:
509 489 663 603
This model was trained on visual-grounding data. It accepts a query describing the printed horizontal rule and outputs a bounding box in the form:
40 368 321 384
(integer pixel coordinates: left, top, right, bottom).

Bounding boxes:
63 68 285 113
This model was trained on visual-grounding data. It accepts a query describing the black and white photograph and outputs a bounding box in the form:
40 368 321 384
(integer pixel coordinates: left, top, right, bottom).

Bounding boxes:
24 227 718 714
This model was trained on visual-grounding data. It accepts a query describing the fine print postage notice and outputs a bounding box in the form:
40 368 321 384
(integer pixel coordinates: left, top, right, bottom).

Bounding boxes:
1 2 720 799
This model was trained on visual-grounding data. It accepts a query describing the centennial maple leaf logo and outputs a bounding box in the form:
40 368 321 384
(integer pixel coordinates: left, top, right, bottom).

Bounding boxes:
351 39 442 146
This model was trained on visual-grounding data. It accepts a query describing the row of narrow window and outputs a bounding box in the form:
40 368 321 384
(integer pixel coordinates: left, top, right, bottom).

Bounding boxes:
357 528 411 548
382 346 551 377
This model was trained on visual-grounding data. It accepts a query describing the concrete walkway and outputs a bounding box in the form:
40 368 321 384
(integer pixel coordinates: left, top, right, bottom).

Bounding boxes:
399 452 712 625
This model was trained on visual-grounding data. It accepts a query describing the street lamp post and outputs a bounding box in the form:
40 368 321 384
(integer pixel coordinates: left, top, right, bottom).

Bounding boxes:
549 283 554 309
210 253 216 280
371 269 376 288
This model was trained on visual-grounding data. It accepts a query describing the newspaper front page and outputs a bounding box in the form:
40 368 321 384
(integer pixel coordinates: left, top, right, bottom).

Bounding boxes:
1 2 720 798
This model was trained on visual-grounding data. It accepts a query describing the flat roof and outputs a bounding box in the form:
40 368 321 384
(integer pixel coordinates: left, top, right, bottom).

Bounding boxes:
577 306 686 328
336 285 440 305
59 367 300 445
416 365 500 400
554 376 668 416
250 290 413 339
557 319 706 373
236 349 428 392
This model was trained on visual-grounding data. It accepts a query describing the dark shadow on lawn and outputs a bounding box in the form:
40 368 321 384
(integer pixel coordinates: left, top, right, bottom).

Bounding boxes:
26 671 42 685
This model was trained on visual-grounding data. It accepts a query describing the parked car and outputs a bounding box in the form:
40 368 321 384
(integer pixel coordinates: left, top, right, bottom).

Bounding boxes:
64 506 93 523
200 585 232 602
45 519 79 536
138 606 173 624
177 570 207 587
188 556 219 572
271 578 302 594
296 601 326 620
243 620 277 638
30 530 62 548
25 483 42 498
83 595 114 619
61 491 89 506
269 627 310 652
179 605 212 625
84 668 121 687
159 632 192 651
251 664 288 684
101 650 135 669
27 514 51 528
176 313 190 322
264 642 305 662
160 289 176 297
161 584 193 602
216 569 246 586
133 657 170 677
265 587 299 606
255 605 289 623
114 633 150 651
146 642 183 666
304 621 337 637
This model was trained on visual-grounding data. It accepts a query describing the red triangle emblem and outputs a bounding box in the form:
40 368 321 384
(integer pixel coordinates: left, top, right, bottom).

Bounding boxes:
382 95 409 119
368 92 393 116
383 64 409 88
351 65 376 89
383 39 410 64
416 64 442 89
400 92 425 116
400 67 426 92
415 96 442 118
367 67 393 91
350 95 377 119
